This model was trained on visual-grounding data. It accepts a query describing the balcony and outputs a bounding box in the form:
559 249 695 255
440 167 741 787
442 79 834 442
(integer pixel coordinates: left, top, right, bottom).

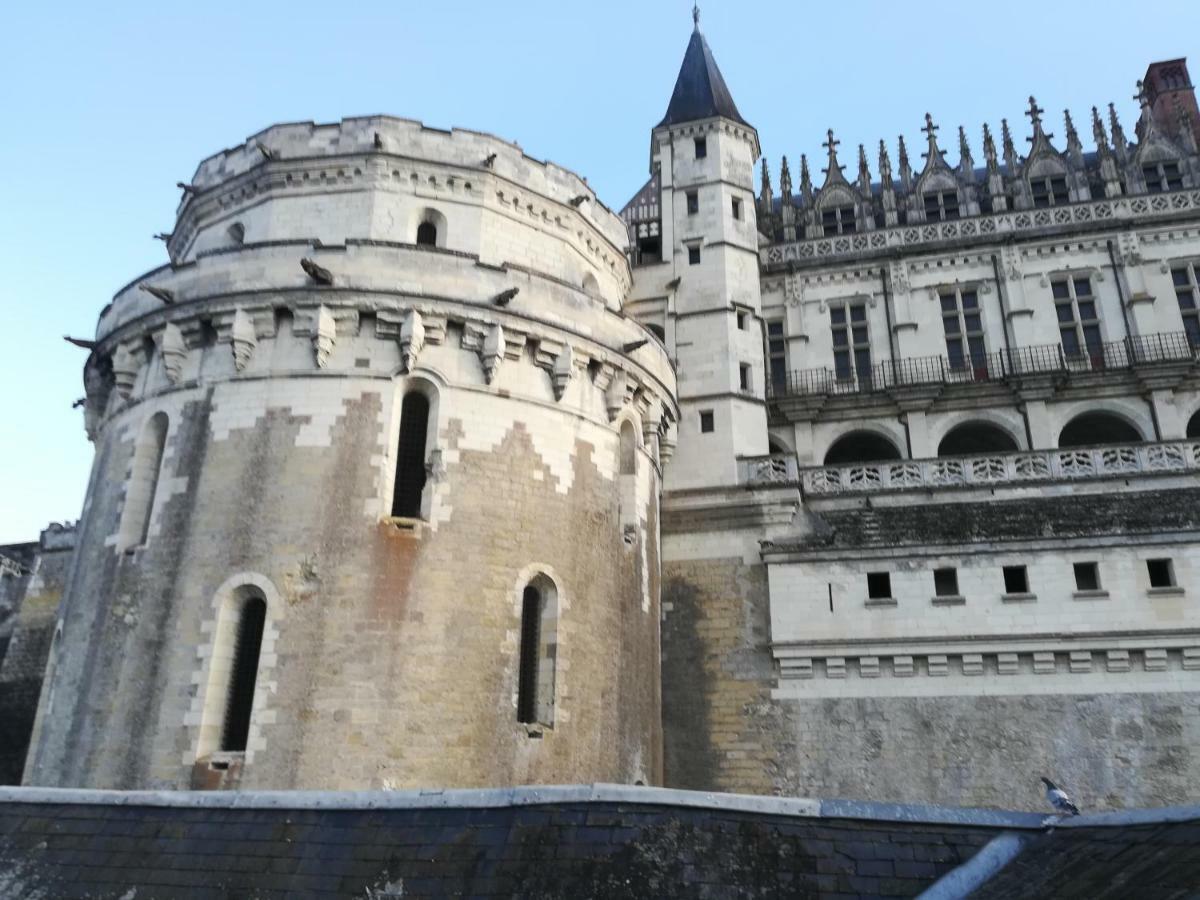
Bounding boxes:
738 440 1200 494
768 332 1198 400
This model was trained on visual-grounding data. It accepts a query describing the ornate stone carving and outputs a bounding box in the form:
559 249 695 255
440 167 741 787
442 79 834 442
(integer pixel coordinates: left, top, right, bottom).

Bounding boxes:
481 323 505 384
552 344 575 400
399 309 425 373
157 323 187 385
230 308 258 372
110 345 138 399
313 305 336 368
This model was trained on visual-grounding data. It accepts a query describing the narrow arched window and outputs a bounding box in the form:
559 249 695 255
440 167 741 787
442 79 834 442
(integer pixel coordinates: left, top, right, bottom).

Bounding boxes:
119 412 169 550
517 575 558 727
221 593 266 753
619 420 637 475
416 221 438 246
392 391 431 518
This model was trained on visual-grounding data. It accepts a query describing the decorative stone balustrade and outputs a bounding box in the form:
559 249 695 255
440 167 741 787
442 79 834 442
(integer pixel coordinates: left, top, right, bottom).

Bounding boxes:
738 441 1200 493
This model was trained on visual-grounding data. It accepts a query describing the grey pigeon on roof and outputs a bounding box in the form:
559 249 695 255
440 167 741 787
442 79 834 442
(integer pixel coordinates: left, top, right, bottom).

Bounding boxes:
1040 776 1080 816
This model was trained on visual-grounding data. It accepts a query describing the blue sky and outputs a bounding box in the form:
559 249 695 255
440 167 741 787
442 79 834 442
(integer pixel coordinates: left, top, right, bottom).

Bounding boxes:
0 0 1195 542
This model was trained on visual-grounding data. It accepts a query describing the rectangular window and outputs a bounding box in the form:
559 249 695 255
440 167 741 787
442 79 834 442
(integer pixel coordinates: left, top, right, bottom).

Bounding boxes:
821 205 857 236
1147 558 1176 588
933 568 959 597
1030 176 1070 208
688 245 701 265
867 571 892 600
924 190 960 222
736 310 748 330
1052 277 1101 360
699 410 714 433
1171 264 1200 348
686 190 699 215
739 363 751 391
766 320 787 394
830 303 871 382
1074 561 1101 592
1002 565 1029 595
732 197 742 220
1143 161 1183 193
940 288 986 371
694 137 707 159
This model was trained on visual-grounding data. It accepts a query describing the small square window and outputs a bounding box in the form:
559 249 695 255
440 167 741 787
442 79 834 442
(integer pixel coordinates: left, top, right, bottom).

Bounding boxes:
686 191 699 215
699 410 714 433
732 197 742 220
1002 565 1029 594
867 571 891 600
736 311 748 330
933 568 959 597
1074 562 1101 592
1147 558 1175 588
688 245 701 265
694 137 707 159
739 363 751 391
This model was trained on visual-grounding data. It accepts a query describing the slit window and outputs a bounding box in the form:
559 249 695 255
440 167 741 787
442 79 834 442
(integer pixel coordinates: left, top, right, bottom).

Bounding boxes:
1147 558 1176 588
119 412 169 551
1074 562 1101 592
686 191 699 215
517 578 558 727
766 320 787 394
416 221 438 246
1052 277 1101 360
1171 264 1200 348
220 594 266 753
619 420 637 475
391 391 431 518
1003 565 1029 594
731 197 742 220
867 571 892 600
739 363 751 391
933 568 959 597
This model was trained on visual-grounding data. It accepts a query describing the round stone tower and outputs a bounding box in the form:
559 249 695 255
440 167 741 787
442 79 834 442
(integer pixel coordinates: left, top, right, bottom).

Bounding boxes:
26 117 678 791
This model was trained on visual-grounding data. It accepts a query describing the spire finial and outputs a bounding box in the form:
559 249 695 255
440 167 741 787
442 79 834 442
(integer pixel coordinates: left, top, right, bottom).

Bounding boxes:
1026 96 1044 128
693 3 700 29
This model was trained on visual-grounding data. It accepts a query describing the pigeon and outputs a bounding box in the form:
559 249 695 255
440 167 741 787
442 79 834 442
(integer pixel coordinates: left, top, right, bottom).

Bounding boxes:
1040 777 1080 816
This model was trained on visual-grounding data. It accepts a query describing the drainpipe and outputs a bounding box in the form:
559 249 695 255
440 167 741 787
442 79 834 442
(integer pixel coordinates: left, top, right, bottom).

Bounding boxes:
1108 238 1160 440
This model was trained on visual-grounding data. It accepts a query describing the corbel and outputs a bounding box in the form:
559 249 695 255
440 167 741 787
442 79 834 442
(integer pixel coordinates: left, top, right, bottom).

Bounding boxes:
156 322 187 384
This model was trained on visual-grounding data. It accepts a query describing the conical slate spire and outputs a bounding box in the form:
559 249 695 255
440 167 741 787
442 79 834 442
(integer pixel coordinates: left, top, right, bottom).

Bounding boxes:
657 12 750 128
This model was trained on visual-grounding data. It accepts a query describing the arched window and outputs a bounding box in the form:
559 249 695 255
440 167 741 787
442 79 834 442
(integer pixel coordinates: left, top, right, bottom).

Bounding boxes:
119 412 169 550
1059 412 1144 448
823 431 902 465
416 221 438 247
391 391 431 518
938 422 1020 457
582 272 600 296
227 222 245 245
221 591 266 753
619 420 637 475
1188 409 1200 439
517 575 559 727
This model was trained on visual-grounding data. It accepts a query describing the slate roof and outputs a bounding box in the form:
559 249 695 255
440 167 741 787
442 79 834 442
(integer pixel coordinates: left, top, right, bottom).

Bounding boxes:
0 784 1196 898
657 26 750 130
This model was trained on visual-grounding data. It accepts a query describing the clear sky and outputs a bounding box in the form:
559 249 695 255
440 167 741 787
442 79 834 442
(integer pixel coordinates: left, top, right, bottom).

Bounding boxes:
0 0 1195 543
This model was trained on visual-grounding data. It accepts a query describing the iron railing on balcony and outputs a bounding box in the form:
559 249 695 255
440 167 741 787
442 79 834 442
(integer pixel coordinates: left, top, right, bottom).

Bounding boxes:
768 332 1199 399
737 440 1200 493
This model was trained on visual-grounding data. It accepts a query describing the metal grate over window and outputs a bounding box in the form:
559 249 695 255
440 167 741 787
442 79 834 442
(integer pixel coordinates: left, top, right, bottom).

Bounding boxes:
221 596 266 753
391 392 430 518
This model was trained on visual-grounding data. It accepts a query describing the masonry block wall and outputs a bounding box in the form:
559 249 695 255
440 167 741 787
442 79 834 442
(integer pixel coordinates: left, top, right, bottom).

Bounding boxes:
25 121 677 791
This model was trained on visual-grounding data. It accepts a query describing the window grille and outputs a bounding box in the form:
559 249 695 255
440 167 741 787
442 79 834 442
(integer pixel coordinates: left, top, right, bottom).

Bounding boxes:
391 392 430 518
221 596 266 753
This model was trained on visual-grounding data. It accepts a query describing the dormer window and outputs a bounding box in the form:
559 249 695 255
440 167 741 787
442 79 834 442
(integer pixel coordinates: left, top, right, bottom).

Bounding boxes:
924 190 960 221
1030 176 1070 208
821 206 856 236
1144 161 1184 193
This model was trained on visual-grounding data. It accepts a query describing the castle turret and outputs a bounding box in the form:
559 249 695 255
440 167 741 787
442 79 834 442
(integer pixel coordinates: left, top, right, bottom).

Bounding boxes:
649 7 767 490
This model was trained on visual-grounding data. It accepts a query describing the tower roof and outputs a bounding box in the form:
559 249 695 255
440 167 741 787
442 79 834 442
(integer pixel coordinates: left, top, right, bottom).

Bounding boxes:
656 11 749 130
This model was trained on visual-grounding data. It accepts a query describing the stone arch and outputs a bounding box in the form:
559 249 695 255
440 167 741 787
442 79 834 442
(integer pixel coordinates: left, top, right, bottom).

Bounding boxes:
815 183 857 211
1058 410 1146 447
1188 407 1200 439
581 271 600 297
117 411 169 551
937 420 1021 457
412 207 447 248
823 429 903 465
619 418 638 475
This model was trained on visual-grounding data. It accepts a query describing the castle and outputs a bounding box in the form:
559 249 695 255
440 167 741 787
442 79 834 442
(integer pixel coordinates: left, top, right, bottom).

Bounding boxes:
3 13 1200 812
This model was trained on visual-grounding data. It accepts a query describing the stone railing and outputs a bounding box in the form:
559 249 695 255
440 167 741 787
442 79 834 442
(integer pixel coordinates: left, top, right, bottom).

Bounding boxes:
763 189 1200 267
738 441 1200 493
